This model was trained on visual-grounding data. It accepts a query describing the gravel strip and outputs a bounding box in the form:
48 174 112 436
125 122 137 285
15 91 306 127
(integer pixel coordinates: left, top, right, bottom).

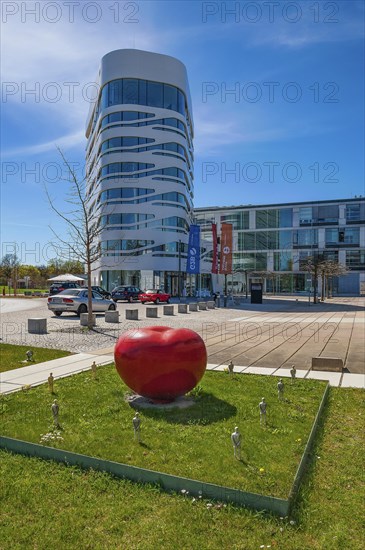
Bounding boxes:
0 298 248 353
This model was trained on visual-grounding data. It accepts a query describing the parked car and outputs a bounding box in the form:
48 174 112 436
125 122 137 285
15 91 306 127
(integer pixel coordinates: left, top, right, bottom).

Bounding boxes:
47 289 116 316
49 282 81 295
138 289 171 304
111 286 141 303
91 285 111 299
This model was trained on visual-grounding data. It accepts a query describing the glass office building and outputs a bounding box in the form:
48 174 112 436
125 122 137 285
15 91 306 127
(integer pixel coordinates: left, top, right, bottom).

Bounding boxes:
85 49 193 293
195 198 365 296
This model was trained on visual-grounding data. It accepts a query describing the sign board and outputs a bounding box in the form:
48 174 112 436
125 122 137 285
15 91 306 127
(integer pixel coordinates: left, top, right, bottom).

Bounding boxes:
250 282 263 304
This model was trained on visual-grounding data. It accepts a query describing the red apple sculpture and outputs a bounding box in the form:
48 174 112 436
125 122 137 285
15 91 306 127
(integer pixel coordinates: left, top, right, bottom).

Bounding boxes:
114 326 207 402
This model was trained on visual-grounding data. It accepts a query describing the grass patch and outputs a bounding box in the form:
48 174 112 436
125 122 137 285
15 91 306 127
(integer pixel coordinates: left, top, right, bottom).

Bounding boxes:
0 366 325 498
1 387 364 549
0 343 72 373
0 286 48 295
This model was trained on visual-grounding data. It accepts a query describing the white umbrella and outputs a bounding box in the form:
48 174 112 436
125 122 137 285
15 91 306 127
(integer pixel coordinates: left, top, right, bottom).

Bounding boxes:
47 273 85 282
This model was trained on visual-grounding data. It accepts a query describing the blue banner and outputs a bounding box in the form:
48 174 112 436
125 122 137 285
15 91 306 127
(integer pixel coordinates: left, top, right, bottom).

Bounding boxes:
186 224 200 274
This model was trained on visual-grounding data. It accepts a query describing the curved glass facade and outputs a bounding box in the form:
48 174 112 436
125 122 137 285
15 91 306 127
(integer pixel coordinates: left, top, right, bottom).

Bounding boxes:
86 50 194 292
101 79 187 117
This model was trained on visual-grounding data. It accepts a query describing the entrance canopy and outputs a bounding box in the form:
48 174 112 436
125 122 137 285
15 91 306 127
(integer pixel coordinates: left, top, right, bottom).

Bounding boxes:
47 273 84 282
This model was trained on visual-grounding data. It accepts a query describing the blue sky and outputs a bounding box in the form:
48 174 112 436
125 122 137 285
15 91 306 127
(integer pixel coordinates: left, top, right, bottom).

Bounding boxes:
1 0 364 265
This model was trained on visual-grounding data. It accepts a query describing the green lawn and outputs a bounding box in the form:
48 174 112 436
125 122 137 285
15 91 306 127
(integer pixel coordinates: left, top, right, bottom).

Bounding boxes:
0 286 48 295
0 386 363 549
0 367 325 498
0 343 72 373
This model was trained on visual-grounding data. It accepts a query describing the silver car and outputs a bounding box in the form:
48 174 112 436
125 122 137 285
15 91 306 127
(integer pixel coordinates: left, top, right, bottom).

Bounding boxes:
47 289 116 317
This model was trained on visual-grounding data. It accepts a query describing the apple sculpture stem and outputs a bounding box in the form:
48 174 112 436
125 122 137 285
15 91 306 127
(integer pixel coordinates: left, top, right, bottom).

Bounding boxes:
114 326 207 403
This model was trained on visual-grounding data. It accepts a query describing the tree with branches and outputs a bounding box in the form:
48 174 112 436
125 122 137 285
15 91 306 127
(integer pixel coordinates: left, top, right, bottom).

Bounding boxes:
303 253 349 302
44 148 103 328
0 251 20 295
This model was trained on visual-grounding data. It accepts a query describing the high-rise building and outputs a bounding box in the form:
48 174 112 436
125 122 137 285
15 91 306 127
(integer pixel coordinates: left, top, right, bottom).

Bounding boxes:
86 49 194 293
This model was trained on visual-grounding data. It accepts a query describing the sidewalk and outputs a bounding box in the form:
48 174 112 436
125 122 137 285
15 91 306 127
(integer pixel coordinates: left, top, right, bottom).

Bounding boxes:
0 352 113 395
1 350 364 395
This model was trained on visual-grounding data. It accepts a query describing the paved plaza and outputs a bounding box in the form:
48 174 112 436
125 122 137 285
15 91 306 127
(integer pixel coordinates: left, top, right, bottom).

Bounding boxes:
1 295 364 393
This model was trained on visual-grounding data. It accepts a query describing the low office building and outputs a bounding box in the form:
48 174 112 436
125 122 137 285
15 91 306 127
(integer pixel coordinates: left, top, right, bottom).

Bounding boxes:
195 198 365 296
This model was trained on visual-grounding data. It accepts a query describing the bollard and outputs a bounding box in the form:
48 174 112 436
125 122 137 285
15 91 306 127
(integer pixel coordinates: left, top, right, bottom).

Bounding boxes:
146 307 158 318
105 310 119 323
178 304 188 314
207 301 215 309
28 318 47 334
198 302 207 311
189 303 198 312
163 305 174 315
126 309 138 320
80 313 96 327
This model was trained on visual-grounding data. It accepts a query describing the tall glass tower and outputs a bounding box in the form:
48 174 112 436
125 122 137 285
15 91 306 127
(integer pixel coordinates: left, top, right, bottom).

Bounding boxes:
85 49 194 293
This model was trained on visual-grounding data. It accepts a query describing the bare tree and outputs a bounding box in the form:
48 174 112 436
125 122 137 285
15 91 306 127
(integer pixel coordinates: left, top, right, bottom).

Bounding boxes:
304 254 349 303
44 148 103 328
319 260 349 300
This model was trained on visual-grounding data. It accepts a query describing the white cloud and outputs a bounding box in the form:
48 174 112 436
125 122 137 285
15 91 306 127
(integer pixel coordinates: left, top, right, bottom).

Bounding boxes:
1 130 85 158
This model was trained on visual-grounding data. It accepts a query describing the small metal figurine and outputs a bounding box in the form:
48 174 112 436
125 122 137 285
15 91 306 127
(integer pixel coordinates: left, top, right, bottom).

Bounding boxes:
228 360 234 376
259 397 267 425
290 365 296 384
91 361 97 378
277 379 285 400
48 372 54 393
51 399 60 428
133 412 141 442
26 350 34 362
231 426 241 460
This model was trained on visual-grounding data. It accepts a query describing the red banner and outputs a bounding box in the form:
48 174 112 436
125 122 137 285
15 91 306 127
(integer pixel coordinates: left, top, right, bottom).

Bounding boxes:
219 223 233 274
211 223 218 274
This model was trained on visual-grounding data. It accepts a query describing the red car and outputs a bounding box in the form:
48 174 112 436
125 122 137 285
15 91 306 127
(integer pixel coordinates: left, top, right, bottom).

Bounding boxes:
138 289 171 304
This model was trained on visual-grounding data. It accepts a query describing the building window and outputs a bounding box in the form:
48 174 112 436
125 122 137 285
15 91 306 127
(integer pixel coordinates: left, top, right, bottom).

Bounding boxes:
299 207 313 225
279 208 293 227
294 229 318 247
346 203 365 223
99 79 189 119
325 227 359 246
233 253 267 271
221 212 249 230
346 250 365 269
274 252 293 271
256 209 279 228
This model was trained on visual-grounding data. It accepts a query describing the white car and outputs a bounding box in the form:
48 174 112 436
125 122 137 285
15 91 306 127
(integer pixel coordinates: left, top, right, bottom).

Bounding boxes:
47 289 116 316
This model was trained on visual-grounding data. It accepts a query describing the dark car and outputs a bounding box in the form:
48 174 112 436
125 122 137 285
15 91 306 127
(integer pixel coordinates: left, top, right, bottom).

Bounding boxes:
111 285 141 303
91 285 111 299
49 282 81 295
